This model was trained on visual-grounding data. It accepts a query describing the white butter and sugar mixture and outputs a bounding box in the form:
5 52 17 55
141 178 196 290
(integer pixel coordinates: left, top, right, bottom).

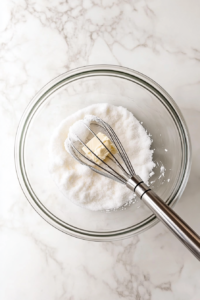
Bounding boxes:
49 103 155 211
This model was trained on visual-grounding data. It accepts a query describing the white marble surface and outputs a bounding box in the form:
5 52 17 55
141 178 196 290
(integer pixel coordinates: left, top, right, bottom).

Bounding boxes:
1 0 200 299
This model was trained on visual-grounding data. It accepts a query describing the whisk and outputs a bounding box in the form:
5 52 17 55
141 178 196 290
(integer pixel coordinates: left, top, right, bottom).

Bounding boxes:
66 115 200 260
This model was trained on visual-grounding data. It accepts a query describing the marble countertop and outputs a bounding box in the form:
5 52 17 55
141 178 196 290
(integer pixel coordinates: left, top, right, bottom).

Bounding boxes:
1 0 200 299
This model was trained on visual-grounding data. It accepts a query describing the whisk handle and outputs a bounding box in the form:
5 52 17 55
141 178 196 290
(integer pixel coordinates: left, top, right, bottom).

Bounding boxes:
127 175 200 260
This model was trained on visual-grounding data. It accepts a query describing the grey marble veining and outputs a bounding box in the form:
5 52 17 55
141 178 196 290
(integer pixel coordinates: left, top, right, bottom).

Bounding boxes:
0 1 200 299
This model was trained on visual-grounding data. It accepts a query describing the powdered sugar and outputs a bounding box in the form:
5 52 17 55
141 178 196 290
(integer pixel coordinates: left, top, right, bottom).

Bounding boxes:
49 103 155 211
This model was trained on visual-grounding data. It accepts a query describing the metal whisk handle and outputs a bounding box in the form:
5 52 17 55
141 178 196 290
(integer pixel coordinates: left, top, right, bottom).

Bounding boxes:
127 175 200 260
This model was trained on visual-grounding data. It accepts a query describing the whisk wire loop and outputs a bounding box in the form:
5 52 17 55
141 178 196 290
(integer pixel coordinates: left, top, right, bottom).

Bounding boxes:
69 137 127 184
67 116 135 184
80 120 130 177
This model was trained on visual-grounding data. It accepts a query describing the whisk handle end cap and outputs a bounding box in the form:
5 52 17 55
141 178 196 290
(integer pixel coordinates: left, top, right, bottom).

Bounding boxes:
127 176 200 261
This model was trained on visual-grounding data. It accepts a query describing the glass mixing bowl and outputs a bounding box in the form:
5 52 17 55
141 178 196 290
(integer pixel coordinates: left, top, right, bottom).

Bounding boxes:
15 65 191 241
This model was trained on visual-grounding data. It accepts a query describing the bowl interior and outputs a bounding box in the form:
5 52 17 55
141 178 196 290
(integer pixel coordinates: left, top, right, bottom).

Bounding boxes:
17 67 190 239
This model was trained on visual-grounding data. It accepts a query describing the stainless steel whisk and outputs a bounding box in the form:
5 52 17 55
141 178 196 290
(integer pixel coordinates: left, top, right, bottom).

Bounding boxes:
66 116 200 260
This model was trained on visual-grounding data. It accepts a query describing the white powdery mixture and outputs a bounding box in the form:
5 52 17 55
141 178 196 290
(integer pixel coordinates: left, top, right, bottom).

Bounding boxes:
49 103 155 211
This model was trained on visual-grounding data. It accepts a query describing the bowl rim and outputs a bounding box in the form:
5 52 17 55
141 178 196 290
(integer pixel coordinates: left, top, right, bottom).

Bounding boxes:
14 64 192 241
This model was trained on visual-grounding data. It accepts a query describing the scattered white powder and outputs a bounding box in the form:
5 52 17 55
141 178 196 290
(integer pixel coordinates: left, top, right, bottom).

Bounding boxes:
159 165 166 178
49 103 155 211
